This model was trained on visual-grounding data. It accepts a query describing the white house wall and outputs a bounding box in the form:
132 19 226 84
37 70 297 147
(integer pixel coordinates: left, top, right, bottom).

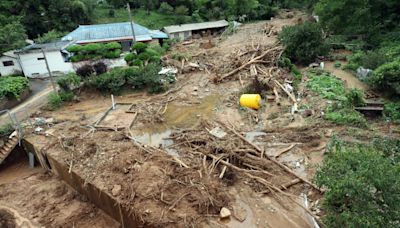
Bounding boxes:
19 51 74 78
0 56 22 76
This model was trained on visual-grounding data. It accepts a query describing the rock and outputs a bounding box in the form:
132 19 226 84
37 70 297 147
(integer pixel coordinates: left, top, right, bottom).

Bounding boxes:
209 127 227 139
191 92 198 96
220 207 231 219
112 185 122 196
232 205 247 222
193 86 199 91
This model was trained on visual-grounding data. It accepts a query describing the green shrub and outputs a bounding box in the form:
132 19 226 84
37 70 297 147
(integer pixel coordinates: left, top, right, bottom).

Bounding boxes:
56 73 81 91
124 53 136 62
105 42 122 50
315 141 400 227
325 107 367 127
279 22 329 64
59 91 74 102
306 72 347 101
131 59 143 67
82 43 103 53
372 137 400 164
89 68 126 94
383 102 400 123
47 92 63 110
369 60 400 95
70 54 85 62
345 88 365 107
66 44 83 53
345 50 389 71
105 49 121 59
138 52 151 61
0 124 14 137
334 61 342 68
132 42 148 53
0 76 29 100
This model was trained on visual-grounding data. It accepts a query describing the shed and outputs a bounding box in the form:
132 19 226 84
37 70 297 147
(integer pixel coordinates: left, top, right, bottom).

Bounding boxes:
163 20 229 40
62 22 168 51
15 41 74 78
0 51 23 76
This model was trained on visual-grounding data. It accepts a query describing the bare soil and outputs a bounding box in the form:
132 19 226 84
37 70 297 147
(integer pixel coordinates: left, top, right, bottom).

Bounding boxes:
0 159 119 227
6 9 399 228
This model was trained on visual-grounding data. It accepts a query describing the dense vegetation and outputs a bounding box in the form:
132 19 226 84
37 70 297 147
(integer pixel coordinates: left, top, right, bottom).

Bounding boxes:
306 70 367 127
0 76 29 100
316 137 400 227
279 22 328 64
67 42 122 62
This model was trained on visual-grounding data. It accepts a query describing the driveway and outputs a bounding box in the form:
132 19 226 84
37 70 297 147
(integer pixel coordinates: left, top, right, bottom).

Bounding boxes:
1 79 54 125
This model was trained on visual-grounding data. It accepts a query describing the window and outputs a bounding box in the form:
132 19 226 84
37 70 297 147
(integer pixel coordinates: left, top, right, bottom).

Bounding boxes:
2 61 14 66
37 57 45 61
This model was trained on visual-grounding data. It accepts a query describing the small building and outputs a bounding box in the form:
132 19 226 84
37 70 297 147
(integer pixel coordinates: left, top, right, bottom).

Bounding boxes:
62 22 168 52
15 41 74 78
0 51 23 77
162 20 229 40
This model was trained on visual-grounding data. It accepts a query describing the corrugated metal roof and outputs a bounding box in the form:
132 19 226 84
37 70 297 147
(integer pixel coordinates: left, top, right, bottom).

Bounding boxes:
15 41 73 53
62 22 168 43
2 50 18 58
163 20 229 34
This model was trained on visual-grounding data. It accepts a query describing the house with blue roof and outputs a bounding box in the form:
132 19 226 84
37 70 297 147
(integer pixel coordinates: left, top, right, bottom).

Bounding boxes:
62 22 168 51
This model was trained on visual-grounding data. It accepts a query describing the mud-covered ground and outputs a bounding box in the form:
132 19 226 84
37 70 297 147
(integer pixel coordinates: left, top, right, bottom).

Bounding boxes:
3 9 398 228
0 155 119 227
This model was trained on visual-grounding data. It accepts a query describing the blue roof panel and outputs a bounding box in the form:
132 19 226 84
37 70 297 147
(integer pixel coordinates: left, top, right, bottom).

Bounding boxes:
62 22 167 43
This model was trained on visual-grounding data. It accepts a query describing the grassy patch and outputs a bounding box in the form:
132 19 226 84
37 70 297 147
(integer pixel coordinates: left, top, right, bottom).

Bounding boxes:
0 76 29 100
306 71 347 101
325 107 367 127
93 6 177 29
306 71 367 126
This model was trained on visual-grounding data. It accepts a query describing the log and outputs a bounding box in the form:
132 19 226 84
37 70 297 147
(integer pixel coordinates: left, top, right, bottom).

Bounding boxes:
250 65 258 77
219 122 323 193
219 46 282 81
274 80 297 104
273 87 281 106
275 144 296 158
261 178 301 194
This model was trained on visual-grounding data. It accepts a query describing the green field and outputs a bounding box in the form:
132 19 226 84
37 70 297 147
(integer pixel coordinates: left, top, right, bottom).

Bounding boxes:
93 6 177 29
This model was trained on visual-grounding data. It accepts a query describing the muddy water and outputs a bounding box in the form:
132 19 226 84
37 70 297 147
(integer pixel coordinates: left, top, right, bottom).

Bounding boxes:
324 61 368 90
163 95 220 129
132 95 220 156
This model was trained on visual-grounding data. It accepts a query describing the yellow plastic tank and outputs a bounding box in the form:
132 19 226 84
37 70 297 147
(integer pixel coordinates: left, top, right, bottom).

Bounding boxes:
240 94 262 110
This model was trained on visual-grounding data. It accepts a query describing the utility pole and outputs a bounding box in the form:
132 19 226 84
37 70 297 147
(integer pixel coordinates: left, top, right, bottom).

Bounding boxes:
41 48 57 93
127 3 136 44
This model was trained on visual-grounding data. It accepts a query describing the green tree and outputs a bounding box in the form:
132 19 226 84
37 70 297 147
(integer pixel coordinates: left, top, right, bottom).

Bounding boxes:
279 22 329 64
315 0 400 45
175 5 189 24
34 30 65 44
0 19 27 53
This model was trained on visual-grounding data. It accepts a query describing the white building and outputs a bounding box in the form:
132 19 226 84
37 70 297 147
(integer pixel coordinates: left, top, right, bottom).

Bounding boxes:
15 41 74 78
0 51 23 77
163 20 229 40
